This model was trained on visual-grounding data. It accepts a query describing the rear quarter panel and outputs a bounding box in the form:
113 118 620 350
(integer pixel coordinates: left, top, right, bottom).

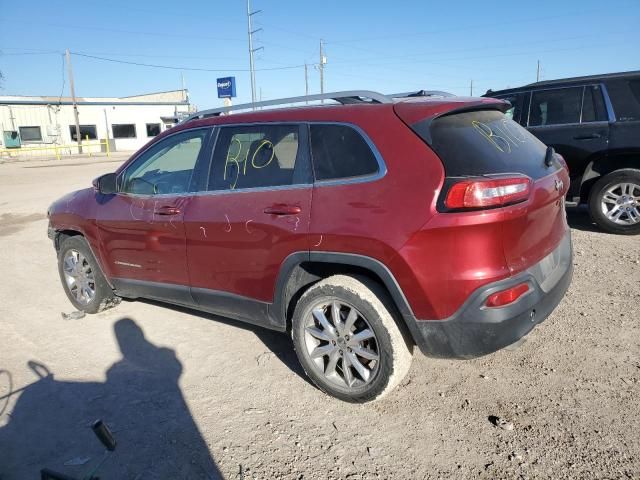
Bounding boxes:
308 108 445 317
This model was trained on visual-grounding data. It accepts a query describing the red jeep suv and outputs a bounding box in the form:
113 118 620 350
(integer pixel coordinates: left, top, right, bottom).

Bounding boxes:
48 91 573 403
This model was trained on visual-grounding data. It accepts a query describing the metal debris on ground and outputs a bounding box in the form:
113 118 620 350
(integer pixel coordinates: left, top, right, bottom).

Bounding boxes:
61 310 86 320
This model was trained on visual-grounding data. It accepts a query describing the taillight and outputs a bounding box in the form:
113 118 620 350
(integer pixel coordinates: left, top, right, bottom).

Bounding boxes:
485 282 530 308
556 153 568 171
444 176 532 210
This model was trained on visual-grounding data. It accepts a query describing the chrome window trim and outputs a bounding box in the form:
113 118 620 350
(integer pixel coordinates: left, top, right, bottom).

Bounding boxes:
192 182 313 198
528 120 609 130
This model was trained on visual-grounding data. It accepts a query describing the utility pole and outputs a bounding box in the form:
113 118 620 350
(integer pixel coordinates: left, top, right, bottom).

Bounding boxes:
470 79 473 96
536 60 540 82
319 39 326 103
247 0 263 108
65 49 81 150
304 63 309 103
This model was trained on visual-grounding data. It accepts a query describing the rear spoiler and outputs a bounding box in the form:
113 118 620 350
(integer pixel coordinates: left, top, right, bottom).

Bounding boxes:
394 99 511 145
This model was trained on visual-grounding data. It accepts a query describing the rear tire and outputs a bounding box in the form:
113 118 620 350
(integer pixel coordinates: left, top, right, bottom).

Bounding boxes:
57 236 119 313
291 275 413 403
588 169 640 235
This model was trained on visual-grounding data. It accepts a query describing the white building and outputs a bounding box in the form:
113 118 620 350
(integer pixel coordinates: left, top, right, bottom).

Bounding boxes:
0 89 192 152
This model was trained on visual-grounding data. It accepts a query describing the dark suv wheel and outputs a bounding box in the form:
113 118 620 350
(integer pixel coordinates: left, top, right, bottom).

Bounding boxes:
57 236 119 313
588 169 640 235
291 275 413 403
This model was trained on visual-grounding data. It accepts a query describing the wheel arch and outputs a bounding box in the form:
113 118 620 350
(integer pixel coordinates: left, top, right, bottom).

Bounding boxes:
271 252 418 345
580 152 640 203
53 228 84 252
53 227 114 289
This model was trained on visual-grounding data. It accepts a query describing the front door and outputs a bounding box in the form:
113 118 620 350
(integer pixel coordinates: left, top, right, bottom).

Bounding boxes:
183 124 312 325
95 127 212 303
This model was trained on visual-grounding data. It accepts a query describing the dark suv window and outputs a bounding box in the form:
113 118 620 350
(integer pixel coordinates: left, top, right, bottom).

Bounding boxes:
209 124 309 191
606 78 640 121
497 93 524 124
529 87 582 126
310 124 379 181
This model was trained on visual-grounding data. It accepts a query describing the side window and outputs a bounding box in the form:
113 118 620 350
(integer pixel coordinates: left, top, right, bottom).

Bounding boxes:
581 85 608 122
310 124 379 181
497 93 523 124
605 78 640 122
209 124 308 191
529 87 582 126
120 129 208 195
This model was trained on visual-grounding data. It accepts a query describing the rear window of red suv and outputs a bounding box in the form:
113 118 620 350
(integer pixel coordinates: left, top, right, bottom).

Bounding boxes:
426 109 554 180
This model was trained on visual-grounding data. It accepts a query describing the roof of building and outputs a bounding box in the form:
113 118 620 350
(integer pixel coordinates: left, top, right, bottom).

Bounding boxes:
0 89 189 106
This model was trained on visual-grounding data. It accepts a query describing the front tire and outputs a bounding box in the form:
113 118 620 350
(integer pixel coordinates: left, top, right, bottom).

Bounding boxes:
57 236 118 313
588 169 640 235
291 275 413 403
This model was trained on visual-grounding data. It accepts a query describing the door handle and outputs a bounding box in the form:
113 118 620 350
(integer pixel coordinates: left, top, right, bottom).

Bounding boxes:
154 206 181 216
573 133 602 140
264 205 302 216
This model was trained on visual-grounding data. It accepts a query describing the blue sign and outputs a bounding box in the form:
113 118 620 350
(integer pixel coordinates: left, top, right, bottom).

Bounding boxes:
217 77 236 98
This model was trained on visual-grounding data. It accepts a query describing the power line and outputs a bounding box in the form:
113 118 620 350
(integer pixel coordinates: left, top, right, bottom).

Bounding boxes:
325 7 615 45
0 18 244 42
70 52 306 72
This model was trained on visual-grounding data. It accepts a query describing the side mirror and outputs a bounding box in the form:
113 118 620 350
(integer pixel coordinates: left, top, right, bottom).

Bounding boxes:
93 173 117 195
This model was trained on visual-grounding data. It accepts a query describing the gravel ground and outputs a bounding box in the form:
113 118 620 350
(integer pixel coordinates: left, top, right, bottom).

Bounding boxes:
0 157 638 479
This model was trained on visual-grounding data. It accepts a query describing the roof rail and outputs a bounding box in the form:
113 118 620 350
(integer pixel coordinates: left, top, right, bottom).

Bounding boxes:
184 90 392 122
388 90 455 98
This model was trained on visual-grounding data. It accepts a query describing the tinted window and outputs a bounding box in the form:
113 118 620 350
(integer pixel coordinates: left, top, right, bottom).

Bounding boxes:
310 124 379 181
429 109 552 180
581 85 608 122
209 124 307 191
606 78 640 121
121 129 208 195
497 93 524 124
529 87 582 126
69 125 97 141
146 123 161 137
19 126 42 142
112 124 137 138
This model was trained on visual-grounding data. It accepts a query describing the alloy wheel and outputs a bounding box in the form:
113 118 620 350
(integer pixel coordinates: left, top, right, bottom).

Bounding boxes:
303 300 380 389
600 182 640 225
62 249 96 306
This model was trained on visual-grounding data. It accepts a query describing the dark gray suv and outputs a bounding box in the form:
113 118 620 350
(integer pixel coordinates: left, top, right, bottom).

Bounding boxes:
485 71 640 235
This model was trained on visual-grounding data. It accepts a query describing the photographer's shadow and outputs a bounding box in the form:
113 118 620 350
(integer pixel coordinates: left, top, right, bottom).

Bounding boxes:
0 318 222 480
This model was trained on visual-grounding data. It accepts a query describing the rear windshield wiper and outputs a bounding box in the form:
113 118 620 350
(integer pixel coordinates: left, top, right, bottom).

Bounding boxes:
544 146 555 168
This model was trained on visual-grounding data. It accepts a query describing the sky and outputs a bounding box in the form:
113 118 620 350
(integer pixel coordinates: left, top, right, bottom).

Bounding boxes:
1 0 638 110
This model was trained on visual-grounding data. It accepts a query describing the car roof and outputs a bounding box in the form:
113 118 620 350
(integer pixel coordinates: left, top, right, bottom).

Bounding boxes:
484 70 640 96
175 96 506 131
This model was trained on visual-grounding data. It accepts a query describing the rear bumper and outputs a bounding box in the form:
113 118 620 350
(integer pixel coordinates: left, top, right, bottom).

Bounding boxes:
410 231 573 358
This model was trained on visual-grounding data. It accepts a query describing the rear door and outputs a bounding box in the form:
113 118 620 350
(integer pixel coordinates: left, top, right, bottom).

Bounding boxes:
604 76 640 152
527 85 609 190
183 123 313 324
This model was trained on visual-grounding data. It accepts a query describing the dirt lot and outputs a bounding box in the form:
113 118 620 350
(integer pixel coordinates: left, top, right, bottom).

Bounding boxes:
0 156 638 479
